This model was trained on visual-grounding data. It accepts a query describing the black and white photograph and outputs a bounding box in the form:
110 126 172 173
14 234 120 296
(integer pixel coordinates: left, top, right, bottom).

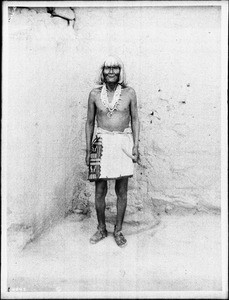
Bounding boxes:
1 0 228 299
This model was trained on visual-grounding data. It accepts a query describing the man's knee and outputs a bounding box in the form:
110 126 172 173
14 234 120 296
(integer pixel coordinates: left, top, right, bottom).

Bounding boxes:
115 181 128 200
117 194 127 204
115 178 128 199
95 181 107 200
95 192 107 202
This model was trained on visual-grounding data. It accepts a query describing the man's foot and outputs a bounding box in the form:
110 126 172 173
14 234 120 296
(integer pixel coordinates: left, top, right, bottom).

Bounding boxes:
113 226 127 247
90 225 108 244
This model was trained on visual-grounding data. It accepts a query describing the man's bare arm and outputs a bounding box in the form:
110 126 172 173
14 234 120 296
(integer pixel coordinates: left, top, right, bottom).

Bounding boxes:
85 90 96 165
130 88 140 162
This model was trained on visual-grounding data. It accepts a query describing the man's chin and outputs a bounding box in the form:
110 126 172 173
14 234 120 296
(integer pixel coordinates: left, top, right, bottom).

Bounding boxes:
105 78 119 84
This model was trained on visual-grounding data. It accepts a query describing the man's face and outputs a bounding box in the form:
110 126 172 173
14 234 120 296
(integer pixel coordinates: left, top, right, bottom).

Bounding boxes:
103 66 120 84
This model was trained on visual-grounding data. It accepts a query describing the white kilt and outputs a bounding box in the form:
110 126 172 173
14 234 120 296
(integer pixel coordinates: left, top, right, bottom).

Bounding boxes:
88 127 134 181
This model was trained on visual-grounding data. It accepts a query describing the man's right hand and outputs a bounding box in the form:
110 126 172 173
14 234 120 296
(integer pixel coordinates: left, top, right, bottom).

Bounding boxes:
85 151 90 166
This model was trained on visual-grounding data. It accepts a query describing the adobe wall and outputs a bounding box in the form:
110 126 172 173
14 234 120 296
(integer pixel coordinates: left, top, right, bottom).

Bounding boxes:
5 6 221 244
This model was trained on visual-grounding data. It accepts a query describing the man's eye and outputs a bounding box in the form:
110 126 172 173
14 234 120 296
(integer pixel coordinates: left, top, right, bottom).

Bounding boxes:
104 67 119 71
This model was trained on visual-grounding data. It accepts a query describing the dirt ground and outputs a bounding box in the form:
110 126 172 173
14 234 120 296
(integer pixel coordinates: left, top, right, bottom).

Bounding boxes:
6 211 222 297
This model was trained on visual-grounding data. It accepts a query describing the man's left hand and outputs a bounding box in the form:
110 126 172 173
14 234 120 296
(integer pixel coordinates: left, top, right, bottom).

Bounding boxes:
132 146 139 163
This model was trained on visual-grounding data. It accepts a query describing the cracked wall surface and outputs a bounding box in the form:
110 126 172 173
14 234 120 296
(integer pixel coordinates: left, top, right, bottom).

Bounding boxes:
6 6 221 245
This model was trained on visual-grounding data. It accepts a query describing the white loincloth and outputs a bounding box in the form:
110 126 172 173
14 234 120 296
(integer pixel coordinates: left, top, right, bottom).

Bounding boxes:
94 127 134 180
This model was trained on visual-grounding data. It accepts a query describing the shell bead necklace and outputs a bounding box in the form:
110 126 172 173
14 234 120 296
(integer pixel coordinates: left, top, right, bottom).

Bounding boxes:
100 83 122 118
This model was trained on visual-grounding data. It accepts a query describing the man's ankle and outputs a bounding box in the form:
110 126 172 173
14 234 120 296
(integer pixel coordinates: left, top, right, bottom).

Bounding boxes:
114 225 122 233
98 224 106 231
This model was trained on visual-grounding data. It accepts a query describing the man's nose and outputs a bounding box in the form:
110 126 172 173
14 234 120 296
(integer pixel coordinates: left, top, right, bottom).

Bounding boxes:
108 67 114 73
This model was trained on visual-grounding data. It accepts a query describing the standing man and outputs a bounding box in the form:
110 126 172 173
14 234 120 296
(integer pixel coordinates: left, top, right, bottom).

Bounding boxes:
85 56 140 247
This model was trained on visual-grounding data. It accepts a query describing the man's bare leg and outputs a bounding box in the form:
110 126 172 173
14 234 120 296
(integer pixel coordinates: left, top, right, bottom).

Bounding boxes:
95 179 107 227
90 179 108 244
114 177 128 247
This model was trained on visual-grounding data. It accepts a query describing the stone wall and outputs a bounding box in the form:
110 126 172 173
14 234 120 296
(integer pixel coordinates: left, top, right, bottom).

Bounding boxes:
5 6 221 245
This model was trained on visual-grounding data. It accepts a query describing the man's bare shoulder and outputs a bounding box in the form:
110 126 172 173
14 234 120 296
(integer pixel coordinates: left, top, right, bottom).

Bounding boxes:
122 86 137 98
89 87 101 100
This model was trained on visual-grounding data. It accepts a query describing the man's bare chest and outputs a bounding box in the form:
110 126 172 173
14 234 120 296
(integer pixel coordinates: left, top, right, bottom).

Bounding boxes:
95 91 130 113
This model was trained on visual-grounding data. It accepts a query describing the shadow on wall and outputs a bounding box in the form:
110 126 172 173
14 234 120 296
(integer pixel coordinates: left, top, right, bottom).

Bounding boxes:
7 6 81 250
8 165 89 250
8 179 70 250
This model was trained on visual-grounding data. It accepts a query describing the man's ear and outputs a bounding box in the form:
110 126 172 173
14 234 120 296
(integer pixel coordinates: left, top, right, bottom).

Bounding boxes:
101 72 104 83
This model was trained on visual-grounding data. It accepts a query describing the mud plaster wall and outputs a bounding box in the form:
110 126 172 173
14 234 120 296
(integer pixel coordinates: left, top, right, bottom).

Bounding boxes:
6 6 221 240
